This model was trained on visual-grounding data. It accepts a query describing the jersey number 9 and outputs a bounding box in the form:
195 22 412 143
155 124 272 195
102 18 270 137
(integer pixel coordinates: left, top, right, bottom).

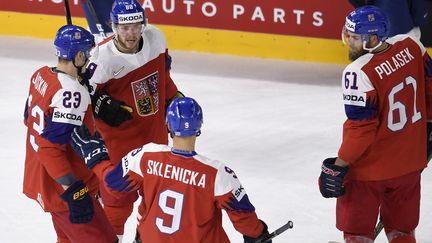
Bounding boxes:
156 189 184 234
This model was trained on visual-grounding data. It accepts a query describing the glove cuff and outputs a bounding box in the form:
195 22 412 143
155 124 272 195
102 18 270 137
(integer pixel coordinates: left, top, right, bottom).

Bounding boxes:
243 220 270 243
323 157 337 165
92 92 109 117
60 180 87 201
321 158 349 177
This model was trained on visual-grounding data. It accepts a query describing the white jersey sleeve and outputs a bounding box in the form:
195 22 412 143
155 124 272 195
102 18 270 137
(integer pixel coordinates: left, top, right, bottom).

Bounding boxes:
342 55 377 121
40 72 91 144
50 73 91 126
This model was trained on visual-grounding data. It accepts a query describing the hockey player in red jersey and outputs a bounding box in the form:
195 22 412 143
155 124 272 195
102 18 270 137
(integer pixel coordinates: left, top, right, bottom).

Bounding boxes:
318 6 432 243
23 25 117 243
85 0 184 238
70 97 271 243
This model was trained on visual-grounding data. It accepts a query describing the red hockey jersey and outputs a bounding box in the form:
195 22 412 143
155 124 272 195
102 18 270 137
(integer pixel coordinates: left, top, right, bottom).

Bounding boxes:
338 35 432 181
23 66 99 212
88 24 178 164
94 143 264 243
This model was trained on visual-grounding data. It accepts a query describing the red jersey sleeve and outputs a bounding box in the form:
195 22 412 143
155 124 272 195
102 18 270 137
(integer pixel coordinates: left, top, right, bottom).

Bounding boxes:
424 53 432 120
165 49 179 100
37 141 72 180
338 64 379 164
214 165 263 238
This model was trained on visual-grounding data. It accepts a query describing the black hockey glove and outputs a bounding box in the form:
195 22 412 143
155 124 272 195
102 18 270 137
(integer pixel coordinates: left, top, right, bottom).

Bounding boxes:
319 157 349 198
134 229 142 243
243 220 272 243
427 122 432 162
92 92 133 127
70 125 110 169
60 180 94 224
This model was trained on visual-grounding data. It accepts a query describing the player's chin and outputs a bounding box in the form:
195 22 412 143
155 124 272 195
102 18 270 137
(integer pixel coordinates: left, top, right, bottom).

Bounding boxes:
348 49 366 61
126 40 138 48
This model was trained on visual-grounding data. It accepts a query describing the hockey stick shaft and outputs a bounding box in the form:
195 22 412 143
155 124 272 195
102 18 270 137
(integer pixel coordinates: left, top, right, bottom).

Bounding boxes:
64 0 72 25
255 221 294 243
85 0 107 38
328 219 384 243
374 218 384 239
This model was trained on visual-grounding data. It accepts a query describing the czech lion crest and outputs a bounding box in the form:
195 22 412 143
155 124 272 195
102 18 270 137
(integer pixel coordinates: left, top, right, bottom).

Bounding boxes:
131 71 159 116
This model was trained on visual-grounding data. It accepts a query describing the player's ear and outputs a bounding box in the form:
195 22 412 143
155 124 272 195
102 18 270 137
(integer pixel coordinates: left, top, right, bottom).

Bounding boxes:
79 51 86 59
370 35 380 46
73 51 81 63
75 51 87 65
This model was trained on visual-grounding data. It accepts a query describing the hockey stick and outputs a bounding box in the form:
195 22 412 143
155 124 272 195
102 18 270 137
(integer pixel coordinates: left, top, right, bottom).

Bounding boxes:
374 218 384 239
85 0 108 39
255 221 294 243
329 217 384 243
63 0 72 25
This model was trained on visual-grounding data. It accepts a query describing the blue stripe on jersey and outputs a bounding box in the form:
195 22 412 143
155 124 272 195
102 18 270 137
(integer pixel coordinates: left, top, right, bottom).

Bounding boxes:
171 149 197 157
226 194 256 213
426 55 432 78
41 114 77 144
165 54 172 71
23 98 29 126
344 99 377 121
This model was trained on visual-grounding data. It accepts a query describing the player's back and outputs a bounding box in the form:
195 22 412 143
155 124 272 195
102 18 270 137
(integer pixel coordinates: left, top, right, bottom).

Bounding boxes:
129 144 231 243
23 66 97 212
347 35 428 180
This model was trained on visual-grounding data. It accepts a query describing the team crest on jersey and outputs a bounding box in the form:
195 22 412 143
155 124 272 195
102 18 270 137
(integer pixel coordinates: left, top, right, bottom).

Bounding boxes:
131 71 159 116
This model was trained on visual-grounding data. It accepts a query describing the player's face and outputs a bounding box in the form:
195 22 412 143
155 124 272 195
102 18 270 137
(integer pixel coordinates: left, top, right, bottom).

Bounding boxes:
344 31 368 61
115 23 142 52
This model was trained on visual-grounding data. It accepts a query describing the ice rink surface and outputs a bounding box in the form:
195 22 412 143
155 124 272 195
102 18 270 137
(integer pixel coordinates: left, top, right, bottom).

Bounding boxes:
1 36 431 242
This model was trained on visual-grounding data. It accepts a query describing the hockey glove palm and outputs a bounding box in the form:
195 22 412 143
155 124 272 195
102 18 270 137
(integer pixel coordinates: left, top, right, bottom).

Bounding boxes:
243 220 272 243
92 92 133 127
71 125 109 169
60 180 94 224
319 157 349 198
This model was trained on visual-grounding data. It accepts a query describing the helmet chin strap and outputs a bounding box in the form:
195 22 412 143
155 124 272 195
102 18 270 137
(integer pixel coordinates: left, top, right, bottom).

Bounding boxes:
72 51 88 70
361 34 384 53
363 40 383 53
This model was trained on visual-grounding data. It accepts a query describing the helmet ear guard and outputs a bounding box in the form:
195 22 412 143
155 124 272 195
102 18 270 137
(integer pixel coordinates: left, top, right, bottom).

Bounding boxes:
166 97 203 137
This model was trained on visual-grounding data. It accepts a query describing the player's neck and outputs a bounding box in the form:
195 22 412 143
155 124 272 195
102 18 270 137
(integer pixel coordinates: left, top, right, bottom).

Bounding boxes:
372 41 390 54
56 62 78 79
172 136 196 152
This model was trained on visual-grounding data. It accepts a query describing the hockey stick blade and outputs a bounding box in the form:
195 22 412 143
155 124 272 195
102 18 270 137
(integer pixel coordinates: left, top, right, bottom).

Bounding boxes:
255 221 293 243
